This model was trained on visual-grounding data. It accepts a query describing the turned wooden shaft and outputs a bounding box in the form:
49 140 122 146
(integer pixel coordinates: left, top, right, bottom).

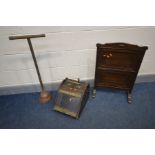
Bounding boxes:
9 34 45 40
27 38 44 91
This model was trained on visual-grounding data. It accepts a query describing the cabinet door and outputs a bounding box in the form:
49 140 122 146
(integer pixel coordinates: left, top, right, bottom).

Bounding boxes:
95 69 136 90
97 49 144 72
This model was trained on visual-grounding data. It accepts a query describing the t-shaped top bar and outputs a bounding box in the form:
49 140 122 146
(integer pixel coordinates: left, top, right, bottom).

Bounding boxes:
9 34 45 40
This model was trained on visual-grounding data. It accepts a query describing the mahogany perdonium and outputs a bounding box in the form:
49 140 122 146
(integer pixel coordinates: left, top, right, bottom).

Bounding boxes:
9 34 52 104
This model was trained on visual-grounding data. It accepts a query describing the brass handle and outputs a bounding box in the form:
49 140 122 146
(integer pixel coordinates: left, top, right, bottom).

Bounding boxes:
106 55 110 58
109 53 113 57
103 53 113 59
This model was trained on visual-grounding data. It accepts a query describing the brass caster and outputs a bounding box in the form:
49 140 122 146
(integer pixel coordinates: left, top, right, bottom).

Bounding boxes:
127 92 132 104
92 89 96 98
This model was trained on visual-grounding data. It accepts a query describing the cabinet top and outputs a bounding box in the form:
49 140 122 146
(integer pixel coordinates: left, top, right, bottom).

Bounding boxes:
97 42 148 51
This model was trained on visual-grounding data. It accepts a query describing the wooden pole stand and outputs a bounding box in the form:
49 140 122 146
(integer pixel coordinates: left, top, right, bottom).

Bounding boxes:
9 34 52 104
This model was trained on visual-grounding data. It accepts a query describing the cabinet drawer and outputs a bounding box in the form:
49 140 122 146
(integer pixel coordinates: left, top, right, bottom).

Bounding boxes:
97 49 143 71
95 69 136 90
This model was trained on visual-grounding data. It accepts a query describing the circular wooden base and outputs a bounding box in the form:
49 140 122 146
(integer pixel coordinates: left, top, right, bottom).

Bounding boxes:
39 91 52 104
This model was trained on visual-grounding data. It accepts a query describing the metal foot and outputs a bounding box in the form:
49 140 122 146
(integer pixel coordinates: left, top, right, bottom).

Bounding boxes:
127 92 132 104
39 90 52 104
92 89 96 98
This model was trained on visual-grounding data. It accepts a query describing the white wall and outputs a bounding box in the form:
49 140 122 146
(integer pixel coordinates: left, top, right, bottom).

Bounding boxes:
0 26 155 88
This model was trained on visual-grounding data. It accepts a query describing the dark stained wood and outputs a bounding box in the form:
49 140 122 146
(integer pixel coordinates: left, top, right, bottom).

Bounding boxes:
93 42 148 103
